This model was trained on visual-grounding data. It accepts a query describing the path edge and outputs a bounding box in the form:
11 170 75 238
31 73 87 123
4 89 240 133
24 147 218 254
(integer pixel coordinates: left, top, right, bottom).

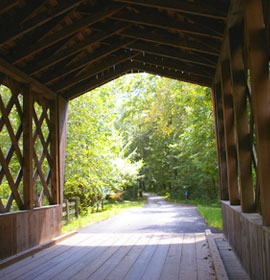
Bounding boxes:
0 231 78 269
205 229 229 280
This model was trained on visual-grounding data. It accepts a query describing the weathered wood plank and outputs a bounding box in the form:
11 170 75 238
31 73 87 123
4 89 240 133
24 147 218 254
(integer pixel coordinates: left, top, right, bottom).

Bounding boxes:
159 234 183 280
195 233 216 280
244 0 270 226
228 21 255 212
88 234 142 280
206 229 229 280
123 234 161 280
178 233 197 280
212 84 229 200
52 234 124 279
220 60 239 205
107 234 152 280
140 234 171 280
5 232 106 280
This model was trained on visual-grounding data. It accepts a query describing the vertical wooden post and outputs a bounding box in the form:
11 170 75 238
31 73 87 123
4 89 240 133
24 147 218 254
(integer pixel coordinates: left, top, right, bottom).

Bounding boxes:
220 60 240 205
228 22 255 212
65 199 69 223
23 85 33 210
58 96 68 204
50 99 59 204
212 84 229 200
244 0 270 225
75 199 79 218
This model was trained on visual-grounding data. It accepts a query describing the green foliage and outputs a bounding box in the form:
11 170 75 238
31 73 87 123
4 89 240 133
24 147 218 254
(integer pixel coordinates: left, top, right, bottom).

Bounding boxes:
197 205 223 230
61 199 145 234
65 84 143 212
112 74 218 201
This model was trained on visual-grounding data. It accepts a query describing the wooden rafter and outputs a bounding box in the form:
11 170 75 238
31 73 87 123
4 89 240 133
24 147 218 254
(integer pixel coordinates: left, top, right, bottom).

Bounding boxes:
130 42 217 68
26 23 130 75
41 38 134 84
0 57 56 99
133 53 215 78
112 0 227 20
11 3 126 64
0 0 19 15
132 62 212 87
121 27 220 56
112 9 224 39
0 0 44 41
0 0 85 46
63 61 134 99
55 51 138 93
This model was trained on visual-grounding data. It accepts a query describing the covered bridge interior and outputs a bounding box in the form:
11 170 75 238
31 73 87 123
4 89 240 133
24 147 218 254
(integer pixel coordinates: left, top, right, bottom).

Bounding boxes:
0 0 269 279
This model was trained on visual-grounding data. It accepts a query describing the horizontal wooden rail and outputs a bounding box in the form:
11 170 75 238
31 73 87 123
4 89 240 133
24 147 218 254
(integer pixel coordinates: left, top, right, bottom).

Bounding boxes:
62 199 79 224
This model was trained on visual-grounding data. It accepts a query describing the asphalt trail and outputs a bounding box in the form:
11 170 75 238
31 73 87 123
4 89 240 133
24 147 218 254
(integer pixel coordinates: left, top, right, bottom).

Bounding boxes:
79 193 221 234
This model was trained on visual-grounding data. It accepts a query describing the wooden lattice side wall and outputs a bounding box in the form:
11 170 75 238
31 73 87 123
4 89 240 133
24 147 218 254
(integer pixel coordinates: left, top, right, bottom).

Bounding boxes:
0 75 59 213
213 0 270 226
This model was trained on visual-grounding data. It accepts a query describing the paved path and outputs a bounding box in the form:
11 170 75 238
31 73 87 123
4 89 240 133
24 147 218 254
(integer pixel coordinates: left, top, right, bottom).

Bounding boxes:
81 193 221 234
0 194 222 280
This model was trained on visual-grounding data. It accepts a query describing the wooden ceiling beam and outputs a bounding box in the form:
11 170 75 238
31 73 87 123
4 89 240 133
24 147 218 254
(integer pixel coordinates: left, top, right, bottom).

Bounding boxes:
113 0 227 20
134 54 214 78
132 61 212 87
0 0 85 46
130 41 217 68
27 23 129 76
41 38 134 85
0 0 19 15
121 27 220 56
54 51 138 92
63 61 133 100
0 57 56 99
112 9 224 39
11 3 125 64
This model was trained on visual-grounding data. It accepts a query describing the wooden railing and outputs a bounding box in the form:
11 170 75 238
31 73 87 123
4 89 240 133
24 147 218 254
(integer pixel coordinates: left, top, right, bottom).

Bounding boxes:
62 199 79 224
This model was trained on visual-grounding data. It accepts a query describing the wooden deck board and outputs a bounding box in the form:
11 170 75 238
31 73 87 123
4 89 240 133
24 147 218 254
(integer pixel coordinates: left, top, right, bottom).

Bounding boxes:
0 233 99 280
140 234 171 280
159 234 183 280
215 237 250 280
179 233 198 280
0 230 250 280
195 233 216 280
88 234 143 280
123 234 161 280
106 234 153 280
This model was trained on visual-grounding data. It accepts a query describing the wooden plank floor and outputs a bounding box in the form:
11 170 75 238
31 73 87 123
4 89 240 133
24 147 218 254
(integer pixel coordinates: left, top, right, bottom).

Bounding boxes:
0 232 216 280
214 235 250 280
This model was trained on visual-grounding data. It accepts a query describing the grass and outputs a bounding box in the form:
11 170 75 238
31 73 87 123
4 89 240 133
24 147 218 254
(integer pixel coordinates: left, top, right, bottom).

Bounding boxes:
61 199 145 234
165 197 223 230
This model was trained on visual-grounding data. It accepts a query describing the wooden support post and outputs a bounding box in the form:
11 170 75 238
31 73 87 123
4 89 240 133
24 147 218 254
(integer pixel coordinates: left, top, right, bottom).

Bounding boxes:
65 199 69 223
58 96 68 204
75 199 79 218
212 84 229 200
23 85 33 210
220 60 239 205
50 99 59 204
228 22 255 212
244 0 270 225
